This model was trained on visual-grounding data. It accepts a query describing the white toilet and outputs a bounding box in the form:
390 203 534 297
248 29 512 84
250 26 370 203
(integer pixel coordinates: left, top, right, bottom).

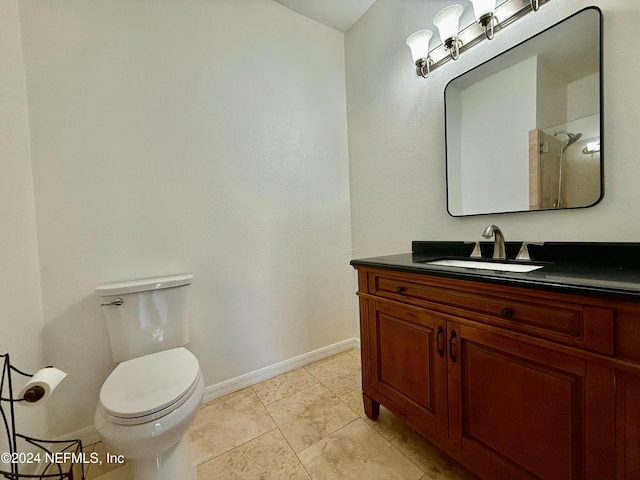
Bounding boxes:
94 274 204 480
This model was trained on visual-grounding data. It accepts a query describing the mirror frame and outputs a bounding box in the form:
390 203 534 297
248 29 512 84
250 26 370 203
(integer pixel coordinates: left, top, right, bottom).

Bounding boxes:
444 6 604 217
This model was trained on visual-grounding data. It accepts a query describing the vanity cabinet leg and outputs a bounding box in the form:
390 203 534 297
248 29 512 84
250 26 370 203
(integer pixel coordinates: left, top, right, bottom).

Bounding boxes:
363 393 380 419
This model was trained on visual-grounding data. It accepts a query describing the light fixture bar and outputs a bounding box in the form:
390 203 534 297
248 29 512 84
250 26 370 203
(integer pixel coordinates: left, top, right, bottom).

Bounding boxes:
427 0 550 73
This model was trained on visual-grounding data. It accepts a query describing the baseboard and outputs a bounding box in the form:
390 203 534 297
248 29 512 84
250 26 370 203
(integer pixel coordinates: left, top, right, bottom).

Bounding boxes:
202 337 359 403
59 424 102 449
64 337 359 446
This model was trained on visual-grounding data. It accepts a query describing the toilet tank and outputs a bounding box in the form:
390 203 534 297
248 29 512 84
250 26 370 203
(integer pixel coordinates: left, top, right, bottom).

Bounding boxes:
96 274 194 363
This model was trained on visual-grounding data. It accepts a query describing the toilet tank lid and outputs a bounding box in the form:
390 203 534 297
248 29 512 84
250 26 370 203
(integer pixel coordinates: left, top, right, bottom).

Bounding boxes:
96 273 193 296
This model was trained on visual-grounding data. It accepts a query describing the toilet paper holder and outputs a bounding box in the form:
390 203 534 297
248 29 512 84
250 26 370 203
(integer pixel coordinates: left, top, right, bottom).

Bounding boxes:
100 298 123 306
0 353 85 479
22 384 46 403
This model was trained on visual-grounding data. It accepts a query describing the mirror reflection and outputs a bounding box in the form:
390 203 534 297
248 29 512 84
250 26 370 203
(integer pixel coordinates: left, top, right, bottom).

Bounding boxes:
445 7 602 216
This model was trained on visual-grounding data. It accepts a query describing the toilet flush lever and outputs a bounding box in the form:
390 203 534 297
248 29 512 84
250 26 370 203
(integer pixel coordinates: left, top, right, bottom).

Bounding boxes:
101 298 124 306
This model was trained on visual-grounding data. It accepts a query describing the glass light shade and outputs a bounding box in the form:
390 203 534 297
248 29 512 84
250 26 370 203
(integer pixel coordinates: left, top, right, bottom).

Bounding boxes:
470 0 496 21
433 4 464 43
406 30 433 63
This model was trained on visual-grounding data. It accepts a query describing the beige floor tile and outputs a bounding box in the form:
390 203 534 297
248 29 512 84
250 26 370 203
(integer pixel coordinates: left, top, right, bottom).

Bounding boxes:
266 383 358 452
197 429 311 480
305 349 361 396
252 367 319 405
189 388 276 465
84 441 127 479
48 440 91 479
340 389 412 441
298 418 424 480
89 465 131 480
391 429 478 480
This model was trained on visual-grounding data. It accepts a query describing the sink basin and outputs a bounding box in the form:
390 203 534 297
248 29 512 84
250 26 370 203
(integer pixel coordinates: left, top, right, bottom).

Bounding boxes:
425 259 544 273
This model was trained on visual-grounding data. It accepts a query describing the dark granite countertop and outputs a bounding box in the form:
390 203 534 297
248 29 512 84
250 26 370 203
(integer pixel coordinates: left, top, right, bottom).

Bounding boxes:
350 242 640 300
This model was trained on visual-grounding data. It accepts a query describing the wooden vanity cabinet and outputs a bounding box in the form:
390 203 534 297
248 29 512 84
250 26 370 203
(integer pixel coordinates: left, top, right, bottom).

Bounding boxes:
355 266 632 480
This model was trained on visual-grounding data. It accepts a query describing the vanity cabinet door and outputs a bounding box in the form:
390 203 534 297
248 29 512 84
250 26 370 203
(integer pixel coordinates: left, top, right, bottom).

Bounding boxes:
447 321 615 480
363 300 448 439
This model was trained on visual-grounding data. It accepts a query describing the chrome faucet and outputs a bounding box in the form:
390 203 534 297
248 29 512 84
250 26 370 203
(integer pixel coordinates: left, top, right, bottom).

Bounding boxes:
482 225 506 260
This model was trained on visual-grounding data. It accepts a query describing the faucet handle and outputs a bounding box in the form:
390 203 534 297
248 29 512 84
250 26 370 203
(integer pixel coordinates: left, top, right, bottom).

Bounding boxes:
469 241 483 258
516 242 543 261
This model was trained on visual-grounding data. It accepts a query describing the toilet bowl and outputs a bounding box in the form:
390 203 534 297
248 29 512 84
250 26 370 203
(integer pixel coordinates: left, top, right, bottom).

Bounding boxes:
94 347 204 480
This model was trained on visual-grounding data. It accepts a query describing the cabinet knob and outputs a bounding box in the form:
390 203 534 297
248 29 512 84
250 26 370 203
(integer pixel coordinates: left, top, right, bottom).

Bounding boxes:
395 285 406 293
501 307 514 319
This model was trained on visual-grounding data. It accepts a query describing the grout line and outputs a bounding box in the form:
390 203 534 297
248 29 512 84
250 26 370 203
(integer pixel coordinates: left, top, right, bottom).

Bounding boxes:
375 428 432 479
251 375 320 407
195 426 280 467
195 388 279 466
386 433 430 477
255 351 364 464
251 383 317 480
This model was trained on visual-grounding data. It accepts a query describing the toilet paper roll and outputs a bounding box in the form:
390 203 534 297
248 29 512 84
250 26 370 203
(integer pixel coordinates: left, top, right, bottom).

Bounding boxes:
17 367 67 406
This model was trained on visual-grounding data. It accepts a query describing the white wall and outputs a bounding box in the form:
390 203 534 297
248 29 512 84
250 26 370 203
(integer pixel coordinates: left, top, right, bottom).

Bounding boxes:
18 0 354 437
536 56 568 129
346 0 640 258
459 56 537 213
0 0 45 447
568 72 599 121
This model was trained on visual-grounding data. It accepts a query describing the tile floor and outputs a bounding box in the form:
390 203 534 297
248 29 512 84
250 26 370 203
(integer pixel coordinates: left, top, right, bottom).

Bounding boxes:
83 348 477 480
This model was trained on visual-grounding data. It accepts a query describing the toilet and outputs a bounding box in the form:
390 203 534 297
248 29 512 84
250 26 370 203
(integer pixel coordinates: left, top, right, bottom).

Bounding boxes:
94 274 204 480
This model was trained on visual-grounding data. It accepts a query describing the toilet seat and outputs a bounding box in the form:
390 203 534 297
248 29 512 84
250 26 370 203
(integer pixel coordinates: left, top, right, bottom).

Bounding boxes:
99 347 201 426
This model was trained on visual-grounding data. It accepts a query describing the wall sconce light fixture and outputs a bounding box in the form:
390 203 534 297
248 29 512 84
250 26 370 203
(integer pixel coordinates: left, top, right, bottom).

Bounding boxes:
406 30 434 78
407 0 549 78
471 0 497 39
433 4 464 60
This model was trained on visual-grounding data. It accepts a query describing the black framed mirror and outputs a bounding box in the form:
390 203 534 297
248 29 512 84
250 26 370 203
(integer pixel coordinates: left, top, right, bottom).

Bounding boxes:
445 7 603 217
